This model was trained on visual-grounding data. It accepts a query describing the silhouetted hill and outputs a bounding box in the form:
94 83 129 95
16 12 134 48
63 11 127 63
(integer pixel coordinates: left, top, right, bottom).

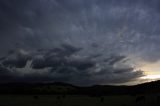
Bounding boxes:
0 80 160 95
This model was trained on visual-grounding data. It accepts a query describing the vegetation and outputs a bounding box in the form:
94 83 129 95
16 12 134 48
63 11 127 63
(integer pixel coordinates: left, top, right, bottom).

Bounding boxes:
0 95 159 106
0 81 160 106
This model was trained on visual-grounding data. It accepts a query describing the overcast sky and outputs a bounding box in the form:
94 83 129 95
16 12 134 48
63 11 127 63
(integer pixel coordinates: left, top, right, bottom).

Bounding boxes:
0 0 160 85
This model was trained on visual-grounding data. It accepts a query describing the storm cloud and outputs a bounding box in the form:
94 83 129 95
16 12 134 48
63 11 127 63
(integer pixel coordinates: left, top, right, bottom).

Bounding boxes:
0 44 143 85
0 0 159 60
0 0 159 85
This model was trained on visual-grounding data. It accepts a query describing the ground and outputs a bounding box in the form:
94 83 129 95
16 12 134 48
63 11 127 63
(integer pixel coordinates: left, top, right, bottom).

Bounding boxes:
0 95 159 106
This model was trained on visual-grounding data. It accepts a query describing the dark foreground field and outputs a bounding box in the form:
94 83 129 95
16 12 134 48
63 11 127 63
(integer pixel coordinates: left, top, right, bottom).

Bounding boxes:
0 81 160 106
0 94 159 106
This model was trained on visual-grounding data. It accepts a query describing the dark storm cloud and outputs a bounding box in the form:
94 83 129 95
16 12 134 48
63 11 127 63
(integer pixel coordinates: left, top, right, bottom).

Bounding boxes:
31 44 95 71
0 0 160 60
0 0 159 85
0 64 15 82
1 49 31 68
31 44 82 69
104 55 126 65
0 44 143 85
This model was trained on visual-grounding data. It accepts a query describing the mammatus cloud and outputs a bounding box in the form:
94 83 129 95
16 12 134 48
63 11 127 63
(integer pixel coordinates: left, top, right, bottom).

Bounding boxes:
0 44 143 85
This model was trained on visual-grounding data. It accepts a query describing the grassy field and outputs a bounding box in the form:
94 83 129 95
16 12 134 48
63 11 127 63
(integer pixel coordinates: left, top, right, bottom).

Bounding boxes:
0 95 158 106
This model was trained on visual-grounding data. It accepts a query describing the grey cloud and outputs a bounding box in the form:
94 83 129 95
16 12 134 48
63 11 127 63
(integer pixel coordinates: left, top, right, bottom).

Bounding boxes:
31 44 82 69
0 44 144 85
67 59 95 70
0 0 159 85
1 49 31 68
0 65 15 82
88 63 143 85
104 55 126 65
0 0 159 59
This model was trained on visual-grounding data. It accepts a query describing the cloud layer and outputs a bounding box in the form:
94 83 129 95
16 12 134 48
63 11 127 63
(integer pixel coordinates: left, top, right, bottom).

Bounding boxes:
0 0 160 61
0 44 143 85
0 0 159 85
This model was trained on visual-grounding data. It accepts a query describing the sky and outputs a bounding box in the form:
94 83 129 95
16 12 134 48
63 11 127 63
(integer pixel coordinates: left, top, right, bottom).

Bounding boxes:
0 0 160 86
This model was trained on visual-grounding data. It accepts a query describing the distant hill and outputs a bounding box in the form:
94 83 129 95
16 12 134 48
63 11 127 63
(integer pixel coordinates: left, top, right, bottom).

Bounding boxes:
0 81 160 95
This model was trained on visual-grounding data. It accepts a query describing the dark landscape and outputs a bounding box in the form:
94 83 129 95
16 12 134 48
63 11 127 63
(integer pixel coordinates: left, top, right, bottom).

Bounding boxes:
0 0 160 106
0 81 160 106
